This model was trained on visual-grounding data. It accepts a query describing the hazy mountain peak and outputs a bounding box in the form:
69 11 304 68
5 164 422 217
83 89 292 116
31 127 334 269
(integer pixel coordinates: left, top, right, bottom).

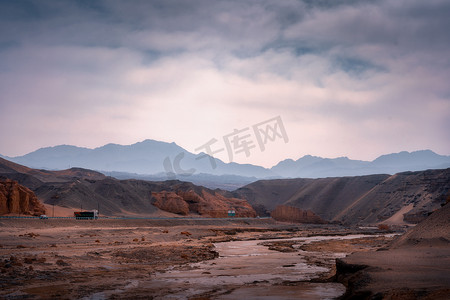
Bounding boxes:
129 139 184 151
337 156 350 160
410 149 441 156
271 150 450 178
135 139 163 145
372 150 448 165
95 143 122 149
2 141 449 181
20 144 90 158
40 144 87 151
275 158 295 165
297 154 322 160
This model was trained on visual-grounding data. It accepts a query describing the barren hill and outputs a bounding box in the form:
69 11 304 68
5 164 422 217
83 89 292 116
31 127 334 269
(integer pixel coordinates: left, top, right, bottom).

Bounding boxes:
0 158 255 217
234 169 450 224
391 201 450 248
0 157 106 188
336 203 450 299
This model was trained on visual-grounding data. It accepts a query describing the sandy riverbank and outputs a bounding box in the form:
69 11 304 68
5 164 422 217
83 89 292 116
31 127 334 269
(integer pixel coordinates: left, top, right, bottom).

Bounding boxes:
336 247 450 299
335 203 450 300
0 219 395 299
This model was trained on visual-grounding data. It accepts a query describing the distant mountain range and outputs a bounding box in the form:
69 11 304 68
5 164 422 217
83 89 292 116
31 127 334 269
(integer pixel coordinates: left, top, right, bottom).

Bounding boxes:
271 150 450 178
2 140 450 190
1 140 273 179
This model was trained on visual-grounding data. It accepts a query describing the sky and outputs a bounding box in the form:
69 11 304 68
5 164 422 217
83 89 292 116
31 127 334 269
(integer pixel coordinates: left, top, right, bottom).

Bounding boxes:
0 0 449 168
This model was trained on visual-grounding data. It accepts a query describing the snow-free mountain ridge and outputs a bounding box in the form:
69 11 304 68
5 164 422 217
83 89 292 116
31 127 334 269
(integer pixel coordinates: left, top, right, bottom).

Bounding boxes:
2 140 450 183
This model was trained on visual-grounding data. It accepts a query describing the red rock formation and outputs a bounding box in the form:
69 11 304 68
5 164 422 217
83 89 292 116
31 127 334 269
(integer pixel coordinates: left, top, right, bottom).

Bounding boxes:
0 179 46 216
200 190 256 217
151 191 189 215
151 189 257 217
271 205 327 224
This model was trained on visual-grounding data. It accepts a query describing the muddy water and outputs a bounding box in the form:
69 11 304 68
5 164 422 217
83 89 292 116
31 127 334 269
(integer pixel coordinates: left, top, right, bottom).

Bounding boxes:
146 235 382 299
87 234 389 299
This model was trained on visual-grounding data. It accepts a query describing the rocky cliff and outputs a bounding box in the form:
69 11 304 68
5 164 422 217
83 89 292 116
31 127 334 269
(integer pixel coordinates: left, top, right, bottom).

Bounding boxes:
0 179 46 216
271 205 327 224
152 189 256 217
151 191 189 215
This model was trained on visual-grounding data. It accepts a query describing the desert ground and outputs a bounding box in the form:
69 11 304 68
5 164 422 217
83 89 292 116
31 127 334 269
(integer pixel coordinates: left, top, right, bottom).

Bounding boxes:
336 201 450 300
0 218 400 299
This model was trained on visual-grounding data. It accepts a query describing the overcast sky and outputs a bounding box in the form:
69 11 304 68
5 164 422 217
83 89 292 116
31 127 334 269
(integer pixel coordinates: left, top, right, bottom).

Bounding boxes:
0 0 449 167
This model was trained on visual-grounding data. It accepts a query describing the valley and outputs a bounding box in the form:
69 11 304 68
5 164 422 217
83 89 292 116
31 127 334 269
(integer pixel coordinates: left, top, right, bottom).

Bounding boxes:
0 156 449 299
0 219 393 299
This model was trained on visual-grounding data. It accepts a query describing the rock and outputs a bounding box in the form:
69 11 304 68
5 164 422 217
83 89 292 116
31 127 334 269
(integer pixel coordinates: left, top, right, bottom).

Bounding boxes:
56 259 70 266
336 258 369 274
24 257 35 264
151 189 256 217
199 190 257 218
271 205 327 224
151 191 189 215
0 179 46 216
24 232 40 238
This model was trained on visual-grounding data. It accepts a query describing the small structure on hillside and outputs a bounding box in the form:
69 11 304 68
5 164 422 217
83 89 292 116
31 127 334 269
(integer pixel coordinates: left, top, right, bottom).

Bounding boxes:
74 210 98 220
227 210 236 217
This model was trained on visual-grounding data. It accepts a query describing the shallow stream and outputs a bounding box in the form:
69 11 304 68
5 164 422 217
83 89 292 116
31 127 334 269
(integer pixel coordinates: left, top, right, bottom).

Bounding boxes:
88 234 392 299
148 235 384 299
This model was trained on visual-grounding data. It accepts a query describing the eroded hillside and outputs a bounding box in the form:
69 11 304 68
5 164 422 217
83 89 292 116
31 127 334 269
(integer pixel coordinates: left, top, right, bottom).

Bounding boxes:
234 169 450 224
0 158 255 217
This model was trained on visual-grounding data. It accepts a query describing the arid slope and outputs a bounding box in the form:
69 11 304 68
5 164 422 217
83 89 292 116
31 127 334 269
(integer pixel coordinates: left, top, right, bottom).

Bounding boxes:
0 158 255 217
336 203 450 299
235 169 450 224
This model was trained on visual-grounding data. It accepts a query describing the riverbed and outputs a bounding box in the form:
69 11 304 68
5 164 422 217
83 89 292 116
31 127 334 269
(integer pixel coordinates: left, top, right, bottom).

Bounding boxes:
144 234 393 299
0 220 394 299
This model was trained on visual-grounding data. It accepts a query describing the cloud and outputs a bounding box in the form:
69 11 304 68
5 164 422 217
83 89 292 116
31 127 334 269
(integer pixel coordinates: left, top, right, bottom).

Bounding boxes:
0 0 449 166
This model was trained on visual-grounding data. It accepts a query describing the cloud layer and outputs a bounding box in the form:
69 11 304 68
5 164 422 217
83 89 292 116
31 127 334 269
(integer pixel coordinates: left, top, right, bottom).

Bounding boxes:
1 0 449 167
